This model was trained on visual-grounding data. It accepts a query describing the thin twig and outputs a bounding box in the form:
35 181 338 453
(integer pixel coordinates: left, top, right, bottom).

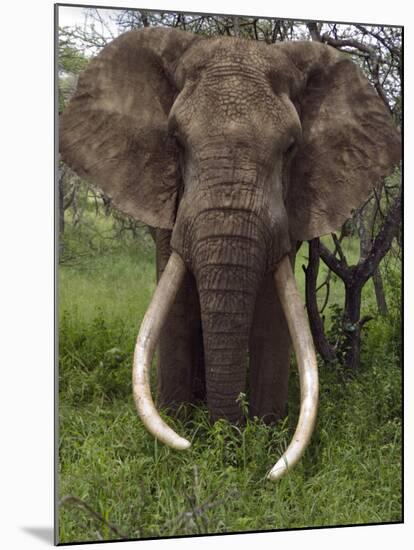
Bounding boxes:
59 495 128 539
168 487 238 531
331 233 348 266
319 273 332 315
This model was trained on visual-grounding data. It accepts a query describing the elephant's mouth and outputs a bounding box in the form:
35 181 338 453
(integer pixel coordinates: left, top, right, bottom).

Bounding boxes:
132 251 318 481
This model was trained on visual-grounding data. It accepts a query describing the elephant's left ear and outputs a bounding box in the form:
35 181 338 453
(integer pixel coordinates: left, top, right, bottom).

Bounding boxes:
59 28 201 229
277 41 401 242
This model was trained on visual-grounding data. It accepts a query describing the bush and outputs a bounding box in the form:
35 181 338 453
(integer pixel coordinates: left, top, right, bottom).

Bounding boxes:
59 309 133 404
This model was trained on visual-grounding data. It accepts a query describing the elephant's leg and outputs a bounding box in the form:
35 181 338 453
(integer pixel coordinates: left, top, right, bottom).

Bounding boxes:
154 229 205 410
248 272 292 424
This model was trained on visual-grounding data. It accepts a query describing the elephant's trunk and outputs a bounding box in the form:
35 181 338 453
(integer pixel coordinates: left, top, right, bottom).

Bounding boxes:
189 208 267 423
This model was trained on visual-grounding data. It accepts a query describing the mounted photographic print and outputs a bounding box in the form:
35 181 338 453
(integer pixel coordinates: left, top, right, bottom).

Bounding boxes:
56 3 403 545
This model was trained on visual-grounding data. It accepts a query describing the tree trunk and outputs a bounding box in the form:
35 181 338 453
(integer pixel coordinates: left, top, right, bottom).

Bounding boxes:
58 177 65 237
373 269 388 316
232 16 240 37
304 239 336 362
343 279 363 372
357 198 389 316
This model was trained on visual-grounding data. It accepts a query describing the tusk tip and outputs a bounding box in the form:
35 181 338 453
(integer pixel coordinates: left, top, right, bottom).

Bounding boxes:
267 457 289 482
172 438 191 451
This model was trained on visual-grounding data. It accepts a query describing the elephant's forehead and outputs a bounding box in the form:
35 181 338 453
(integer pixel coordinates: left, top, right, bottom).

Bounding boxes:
198 67 279 121
196 48 281 117
193 39 274 81
202 59 268 89
208 39 271 69
176 38 298 128
184 38 295 93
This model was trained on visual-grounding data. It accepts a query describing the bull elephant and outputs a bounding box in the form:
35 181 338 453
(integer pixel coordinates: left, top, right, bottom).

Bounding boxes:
59 28 400 480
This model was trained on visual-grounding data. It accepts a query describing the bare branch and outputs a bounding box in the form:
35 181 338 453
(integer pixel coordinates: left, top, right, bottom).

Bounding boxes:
60 495 128 539
331 233 348 266
355 189 401 283
355 24 401 56
318 271 332 314
319 241 352 282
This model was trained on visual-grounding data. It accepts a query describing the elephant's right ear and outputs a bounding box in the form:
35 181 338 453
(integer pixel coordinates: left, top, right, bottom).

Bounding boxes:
59 28 200 229
276 41 401 242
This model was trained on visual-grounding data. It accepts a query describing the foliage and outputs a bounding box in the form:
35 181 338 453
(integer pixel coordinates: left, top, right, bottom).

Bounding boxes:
59 45 89 75
58 171 153 263
361 262 402 369
58 42 89 112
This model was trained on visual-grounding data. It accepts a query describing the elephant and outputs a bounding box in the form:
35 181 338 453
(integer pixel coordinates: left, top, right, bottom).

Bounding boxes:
59 27 400 480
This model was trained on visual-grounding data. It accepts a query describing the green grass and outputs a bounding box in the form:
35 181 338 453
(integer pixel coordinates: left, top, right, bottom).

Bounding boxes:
58 213 402 544
58 390 401 541
59 250 154 331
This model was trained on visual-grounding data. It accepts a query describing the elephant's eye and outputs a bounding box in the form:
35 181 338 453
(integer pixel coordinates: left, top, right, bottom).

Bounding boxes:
167 117 176 136
284 137 296 156
172 130 185 148
167 118 184 147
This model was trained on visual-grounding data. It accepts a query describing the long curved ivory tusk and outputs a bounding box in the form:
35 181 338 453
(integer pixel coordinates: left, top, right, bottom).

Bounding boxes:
132 251 191 450
268 255 319 481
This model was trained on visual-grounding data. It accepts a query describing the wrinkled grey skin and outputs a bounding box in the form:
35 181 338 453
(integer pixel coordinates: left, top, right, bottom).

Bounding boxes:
60 29 401 424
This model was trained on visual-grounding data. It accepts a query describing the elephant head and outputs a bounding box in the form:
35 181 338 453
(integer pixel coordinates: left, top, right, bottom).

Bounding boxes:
59 28 400 480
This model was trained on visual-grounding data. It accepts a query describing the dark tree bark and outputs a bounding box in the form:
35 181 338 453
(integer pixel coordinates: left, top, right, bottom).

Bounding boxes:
59 172 65 237
342 276 371 372
139 10 150 27
58 163 77 237
303 240 336 362
232 16 240 37
373 270 388 316
357 204 388 316
307 22 322 42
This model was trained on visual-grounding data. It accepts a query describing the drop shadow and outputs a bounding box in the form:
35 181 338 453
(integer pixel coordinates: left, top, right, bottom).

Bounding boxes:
21 526 54 545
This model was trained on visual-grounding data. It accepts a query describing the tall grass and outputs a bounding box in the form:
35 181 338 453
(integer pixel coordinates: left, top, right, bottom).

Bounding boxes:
58 209 402 544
